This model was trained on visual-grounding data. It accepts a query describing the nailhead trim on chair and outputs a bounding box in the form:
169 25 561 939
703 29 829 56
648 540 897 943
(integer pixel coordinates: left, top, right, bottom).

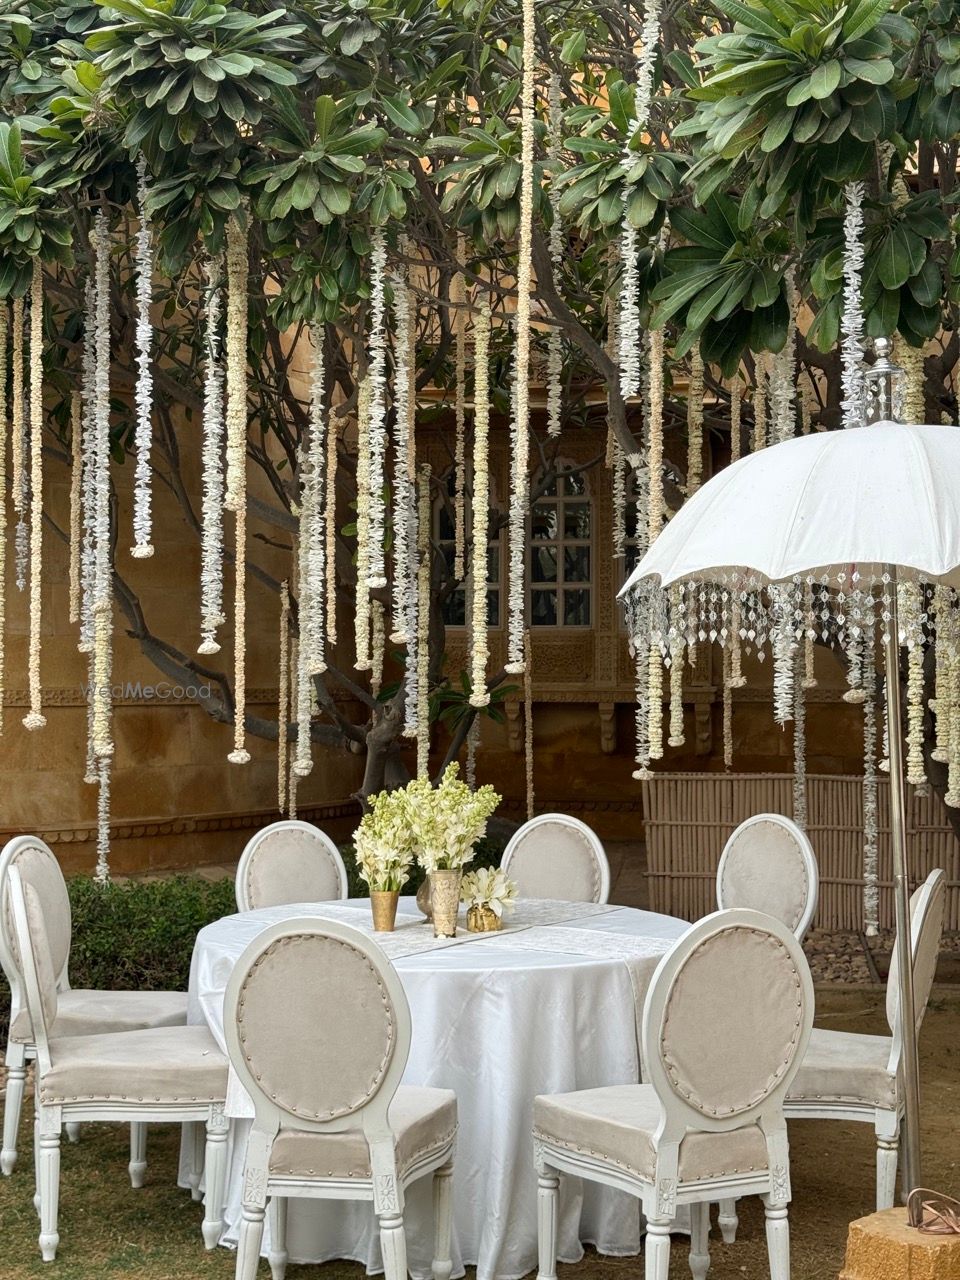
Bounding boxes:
268 1124 458 1178
531 1128 766 1184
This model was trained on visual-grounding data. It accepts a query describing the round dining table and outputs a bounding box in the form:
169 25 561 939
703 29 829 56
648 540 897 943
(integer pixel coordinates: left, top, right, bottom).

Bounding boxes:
183 895 690 1280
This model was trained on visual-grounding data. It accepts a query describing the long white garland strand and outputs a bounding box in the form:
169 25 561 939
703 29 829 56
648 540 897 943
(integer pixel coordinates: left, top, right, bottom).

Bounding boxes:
325 418 339 648
905 583 927 787
840 181 867 428
504 0 536 675
94 755 111 885
416 463 431 777
390 264 414 643
686 347 704 495
896 334 925 424
751 354 768 452
524 630 535 819
68 391 82 625
946 643 960 808
470 302 492 707
668 633 685 747
78 281 96 656
90 215 113 763
23 259 46 730
648 643 663 761
618 0 662 399
770 267 798 444
287 635 299 819
278 581 290 813
371 599 385 699
354 375 373 672
228 496 250 764
730 373 741 462
365 227 389 590
722 646 733 769
130 155 155 558
223 216 248 513
466 716 480 788
792 649 807 828
0 307 6 734
862 622 879 934
402 378 420 740
198 253 225 654
453 234 467 578
298 326 327 680
647 328 665 541
293 549 313 780
546 73 564 438
13 296 26 593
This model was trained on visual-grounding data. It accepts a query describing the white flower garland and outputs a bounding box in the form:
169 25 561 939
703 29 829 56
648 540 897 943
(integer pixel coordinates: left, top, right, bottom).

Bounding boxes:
90 216 114 761
416 463 431 776
298 325 327 680
12 297 26 594
68 391 82 625
730 373 741 462
895 334 925 424
862 622 879 934
792 649 807 828
932 588 950 764
466 715 480 788
904 584 926 787
223 215 248 513
612 442 627 559
470 302 492 708
94 755 111 885
354 375 373 672
130 155 155 558
0 306 6 735
524 630 534 818
751 353 768 452
771 583 797 725
843 630 865 704
505 0 536 675
78 281 96 655
947 646 960 808
325 416 339 648
722 646 733 769
686 347 704 494
371 599 385 698
546 74 564 438
287 635 299 819
198 252 226 654
278 581 290 813
647 327 665 541
23 258 46 730
390 264 415 644
453 233 467 577
366 226 389 590
729 602 746 689
647 642 663 761
840 181 867 427
632 643 652 780
227 494 251 765
668 633 684 747
770 268 797 444
402 369 420 739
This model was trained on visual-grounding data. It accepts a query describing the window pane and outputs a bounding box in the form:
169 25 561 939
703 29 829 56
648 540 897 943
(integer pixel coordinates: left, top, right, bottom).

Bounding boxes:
486 590 499 626
437 506 455 540
564 546 590 582
531 590 557 626
563 589 590 626
563 471 586 496
564 503 590 539
625 545 641 574
532 546 558 583
531 504 558 540
487 544 499 584
442 590 466 626
441 545 457 576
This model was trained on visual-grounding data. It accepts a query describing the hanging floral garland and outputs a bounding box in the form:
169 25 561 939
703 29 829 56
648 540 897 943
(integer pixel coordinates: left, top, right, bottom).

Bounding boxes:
198 252 226 655
504 0 536 676
223 215 248 513
932 588 950 764
90 215 114 763
354 374 373 672
903 581 927 787
862 623 879 934
729 373 741 463
840 181 867 427
524 630 535 819
452 233 467 578
390 260 415 644
895 334 925 424
277 581 290 813
466 716 480 788
402 346 421 740
546 72 564 438
325 417 339 649
293 566 313 781
722 647 733 770
632 644 652 780
365 226 389 590
130 155 155 559
632 327 665 777
94 756 111 885
618 0 662 400
11 297 26 592
416 463 432 776
751 353 768 452
647 643 664 761
843 631 865 704
792 649 807 828
78 280 96 656
686 347 704 495
287 634 299 819
298 325 327 682
470 302 492 708
769 268 798 444
946 642 960 808
0 305 6 735
770 582 797 725
371 600 385 699
23 259 46 730
68 391 82 625
667 632 684 747
227 491 251 766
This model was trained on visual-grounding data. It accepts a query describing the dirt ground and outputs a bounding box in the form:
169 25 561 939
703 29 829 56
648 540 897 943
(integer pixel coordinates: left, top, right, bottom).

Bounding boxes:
1 986 957 1280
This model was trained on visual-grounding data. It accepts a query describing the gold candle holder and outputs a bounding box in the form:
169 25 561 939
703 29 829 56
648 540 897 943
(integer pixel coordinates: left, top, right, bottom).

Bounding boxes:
466 904 502 933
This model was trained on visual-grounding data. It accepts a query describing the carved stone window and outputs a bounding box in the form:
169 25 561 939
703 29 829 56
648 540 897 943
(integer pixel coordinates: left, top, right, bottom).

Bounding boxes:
529 470 591 627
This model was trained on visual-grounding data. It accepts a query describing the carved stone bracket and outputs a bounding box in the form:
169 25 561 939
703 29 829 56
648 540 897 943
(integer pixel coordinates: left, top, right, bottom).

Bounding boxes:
598 702 616 755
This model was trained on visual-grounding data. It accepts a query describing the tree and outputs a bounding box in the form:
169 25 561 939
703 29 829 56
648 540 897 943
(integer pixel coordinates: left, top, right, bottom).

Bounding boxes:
0 0 958 825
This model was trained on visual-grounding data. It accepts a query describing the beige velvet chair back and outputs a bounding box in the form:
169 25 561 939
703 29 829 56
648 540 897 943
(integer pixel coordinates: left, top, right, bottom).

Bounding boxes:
501 814 610 904
235 821 349 911
0 837 72 1035
643 909 814 1138
6 868 59 1073
716 814 819 940
225 917 411 1137
885 869 945 1067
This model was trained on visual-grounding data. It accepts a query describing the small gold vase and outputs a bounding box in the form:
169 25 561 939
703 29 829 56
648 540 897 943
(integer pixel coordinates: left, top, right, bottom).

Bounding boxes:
370 889 400 932
430 869 462 938
466 904 502 933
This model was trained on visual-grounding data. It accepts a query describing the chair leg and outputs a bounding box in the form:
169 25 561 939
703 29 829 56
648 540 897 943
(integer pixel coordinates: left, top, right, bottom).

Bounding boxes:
432 1160 454 1280
268 1195 289 1280
645 1218 672 1280
2 1042 27 1175
717 1197 739 1244
37 1120 61 1262
65 1122 81 1145
379 1210 409 1280
235 1205 265 1280
201 1113 229 1250
763 1199 790 1280
129 1122 148 1189
187 1122 205 1202
877 1138 898 1211
34 1112 41 1215
689 1202 710 1280
536 1160 560 1280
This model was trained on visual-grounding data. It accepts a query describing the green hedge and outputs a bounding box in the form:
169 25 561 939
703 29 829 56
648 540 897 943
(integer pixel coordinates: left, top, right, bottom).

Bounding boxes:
0 838 506 1045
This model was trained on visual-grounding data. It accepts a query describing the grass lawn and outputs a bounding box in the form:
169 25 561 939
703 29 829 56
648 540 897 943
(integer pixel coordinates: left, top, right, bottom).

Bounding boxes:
2 989 958 1279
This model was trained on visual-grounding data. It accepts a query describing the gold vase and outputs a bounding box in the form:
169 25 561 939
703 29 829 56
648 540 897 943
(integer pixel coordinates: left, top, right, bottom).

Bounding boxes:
430 869 462 938
370 889 400 932
416 877 433 921
466 904 502 933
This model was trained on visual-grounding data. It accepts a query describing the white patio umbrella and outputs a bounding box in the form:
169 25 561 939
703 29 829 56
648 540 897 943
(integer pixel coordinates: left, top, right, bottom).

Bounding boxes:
618 351 960 1192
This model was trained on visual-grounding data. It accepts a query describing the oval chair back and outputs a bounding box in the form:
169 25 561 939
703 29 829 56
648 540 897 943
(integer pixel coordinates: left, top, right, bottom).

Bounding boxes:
235 821 348 911
0 837 72 1035
885 868 946 1076
716 814 819 940
501 814 610 904
6 867 59 1078
641 907 814 1195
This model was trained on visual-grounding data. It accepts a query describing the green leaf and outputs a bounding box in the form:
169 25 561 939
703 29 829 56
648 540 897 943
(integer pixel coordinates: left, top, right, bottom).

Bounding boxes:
560 29 587 64
314 95 336 142
810 61 842 100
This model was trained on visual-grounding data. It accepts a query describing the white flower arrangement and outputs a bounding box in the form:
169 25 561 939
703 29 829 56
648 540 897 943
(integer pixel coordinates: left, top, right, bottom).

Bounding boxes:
752 353 768 452
460 866 517 918
68 390 82 627
646 327 665 541
410 763 501 873
354 788 417 892
729 374 741 462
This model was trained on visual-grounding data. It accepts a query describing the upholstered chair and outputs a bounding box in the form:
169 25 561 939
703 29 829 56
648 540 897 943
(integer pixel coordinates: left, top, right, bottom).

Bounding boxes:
223 917 457 1280
785 868 945 1210
234 821 349 911
0 836 188 1180
716 814 819 940
533 909 814 1280
7 866 229 1261
501 814 611 904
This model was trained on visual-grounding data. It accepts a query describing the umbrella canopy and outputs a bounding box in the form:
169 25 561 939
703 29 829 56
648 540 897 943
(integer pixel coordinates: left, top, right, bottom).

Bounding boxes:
619 421 960 596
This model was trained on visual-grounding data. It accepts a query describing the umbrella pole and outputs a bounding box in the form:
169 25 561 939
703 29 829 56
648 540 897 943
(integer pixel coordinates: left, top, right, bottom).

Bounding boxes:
884 567 921 1194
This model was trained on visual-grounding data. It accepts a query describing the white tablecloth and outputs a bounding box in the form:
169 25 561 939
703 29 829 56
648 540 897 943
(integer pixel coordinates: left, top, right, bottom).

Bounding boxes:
184 897 689 1280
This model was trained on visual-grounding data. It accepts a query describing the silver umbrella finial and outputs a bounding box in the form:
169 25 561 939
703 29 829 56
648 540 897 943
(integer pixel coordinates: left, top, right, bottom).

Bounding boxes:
865 336 905 424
